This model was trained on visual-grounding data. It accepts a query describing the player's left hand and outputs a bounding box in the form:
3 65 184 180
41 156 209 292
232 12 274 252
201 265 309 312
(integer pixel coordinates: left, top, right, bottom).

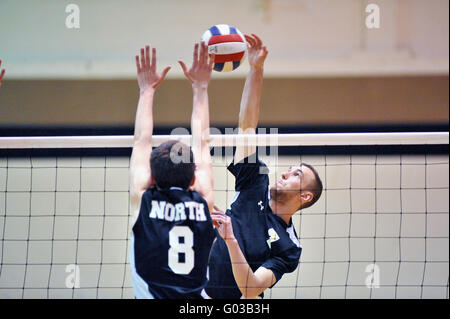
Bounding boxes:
244 33 268 69
0 59 5 88
211 206 236 243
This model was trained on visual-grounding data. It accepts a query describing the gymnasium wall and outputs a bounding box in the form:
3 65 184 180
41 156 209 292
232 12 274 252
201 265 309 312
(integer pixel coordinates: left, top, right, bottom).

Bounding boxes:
0 0 448 131
0 76 448 129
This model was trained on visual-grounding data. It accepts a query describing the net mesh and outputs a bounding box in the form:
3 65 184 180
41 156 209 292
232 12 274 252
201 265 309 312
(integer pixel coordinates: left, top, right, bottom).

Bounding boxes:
0 136 448 299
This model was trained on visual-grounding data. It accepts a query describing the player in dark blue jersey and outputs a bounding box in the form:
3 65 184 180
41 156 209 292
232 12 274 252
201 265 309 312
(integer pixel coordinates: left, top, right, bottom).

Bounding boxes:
206 34 323 299
129 43 217 299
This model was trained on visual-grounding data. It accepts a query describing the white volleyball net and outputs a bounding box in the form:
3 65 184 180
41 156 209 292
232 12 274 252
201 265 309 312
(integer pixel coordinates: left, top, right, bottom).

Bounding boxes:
0 132 448 299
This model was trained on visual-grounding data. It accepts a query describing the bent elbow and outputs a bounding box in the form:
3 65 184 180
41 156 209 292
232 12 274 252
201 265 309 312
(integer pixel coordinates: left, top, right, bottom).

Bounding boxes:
240 287 262 299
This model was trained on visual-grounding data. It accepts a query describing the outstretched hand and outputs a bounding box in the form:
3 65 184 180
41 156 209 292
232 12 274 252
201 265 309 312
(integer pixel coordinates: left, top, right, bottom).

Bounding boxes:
244 33 268 68
0 59 5 88
211 206 236 242
135 45 171 94
178 42 215 88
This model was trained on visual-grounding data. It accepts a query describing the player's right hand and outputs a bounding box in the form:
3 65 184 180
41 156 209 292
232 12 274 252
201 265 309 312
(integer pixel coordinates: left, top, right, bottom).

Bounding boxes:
244 34 268 69
211 206 236 243
135 45 171 94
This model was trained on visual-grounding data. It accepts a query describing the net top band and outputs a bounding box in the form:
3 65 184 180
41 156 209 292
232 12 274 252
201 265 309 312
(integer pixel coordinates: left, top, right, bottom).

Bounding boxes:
0 132 448 149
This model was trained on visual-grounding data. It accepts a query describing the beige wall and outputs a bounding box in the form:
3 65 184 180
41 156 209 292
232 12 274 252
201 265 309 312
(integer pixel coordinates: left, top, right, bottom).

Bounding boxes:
0 75 448 127
1 0 448 79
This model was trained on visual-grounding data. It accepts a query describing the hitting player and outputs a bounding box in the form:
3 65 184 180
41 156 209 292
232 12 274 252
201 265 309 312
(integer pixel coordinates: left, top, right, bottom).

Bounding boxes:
129 42 217 299
206 34 323 299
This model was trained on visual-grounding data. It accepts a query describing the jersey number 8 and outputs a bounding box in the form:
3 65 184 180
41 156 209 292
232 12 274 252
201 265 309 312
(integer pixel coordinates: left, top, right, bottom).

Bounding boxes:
168 226 194 274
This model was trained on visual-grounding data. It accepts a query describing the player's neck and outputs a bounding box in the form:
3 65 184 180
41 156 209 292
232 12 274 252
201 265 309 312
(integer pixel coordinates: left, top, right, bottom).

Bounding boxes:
269 199 295 225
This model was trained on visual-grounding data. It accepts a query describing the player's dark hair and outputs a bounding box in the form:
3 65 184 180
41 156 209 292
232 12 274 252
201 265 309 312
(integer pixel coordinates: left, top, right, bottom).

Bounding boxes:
300 163 323 209
150 140 195 190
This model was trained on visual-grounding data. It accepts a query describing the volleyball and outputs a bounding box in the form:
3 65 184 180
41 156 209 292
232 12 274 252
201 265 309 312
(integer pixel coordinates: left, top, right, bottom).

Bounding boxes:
201 24 247 72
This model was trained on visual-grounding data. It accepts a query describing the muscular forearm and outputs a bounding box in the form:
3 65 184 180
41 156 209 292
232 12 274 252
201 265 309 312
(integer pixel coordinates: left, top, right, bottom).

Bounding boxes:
225 238 265 298
234 66 263 162
191 84 211 161
133 88 155 144
239 66 263 131
191 85 213 204
212 208 276 298
191 85 210 144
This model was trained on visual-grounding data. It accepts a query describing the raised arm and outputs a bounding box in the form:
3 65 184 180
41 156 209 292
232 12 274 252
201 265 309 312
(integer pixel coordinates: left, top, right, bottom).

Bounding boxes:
211 208 276 298
130 46 170 223
0 59 5 88
178 42 215 211
234 34 268 163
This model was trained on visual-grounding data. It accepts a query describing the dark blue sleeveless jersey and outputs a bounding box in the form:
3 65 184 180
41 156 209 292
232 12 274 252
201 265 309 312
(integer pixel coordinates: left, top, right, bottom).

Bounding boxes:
130 187 216 299
205 153 302 299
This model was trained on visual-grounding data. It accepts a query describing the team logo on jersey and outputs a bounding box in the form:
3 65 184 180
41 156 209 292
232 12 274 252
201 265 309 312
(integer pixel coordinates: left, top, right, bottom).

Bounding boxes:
266 228 280 248
258 201 264 211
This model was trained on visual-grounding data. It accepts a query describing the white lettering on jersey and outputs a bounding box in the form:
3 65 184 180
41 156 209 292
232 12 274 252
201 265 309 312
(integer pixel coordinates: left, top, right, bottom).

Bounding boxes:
149 200 166 219
165 203 175 222
195 202 207 221
174 202 187 221
185 201 196 220
149 200 207 222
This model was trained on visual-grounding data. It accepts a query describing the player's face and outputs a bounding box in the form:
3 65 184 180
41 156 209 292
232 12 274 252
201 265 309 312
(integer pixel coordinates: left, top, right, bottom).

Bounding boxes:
271 164 314 202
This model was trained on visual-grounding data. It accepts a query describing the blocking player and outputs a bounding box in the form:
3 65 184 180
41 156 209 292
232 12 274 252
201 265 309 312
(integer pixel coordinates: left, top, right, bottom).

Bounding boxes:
206 34 323 299
129 42 217 299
